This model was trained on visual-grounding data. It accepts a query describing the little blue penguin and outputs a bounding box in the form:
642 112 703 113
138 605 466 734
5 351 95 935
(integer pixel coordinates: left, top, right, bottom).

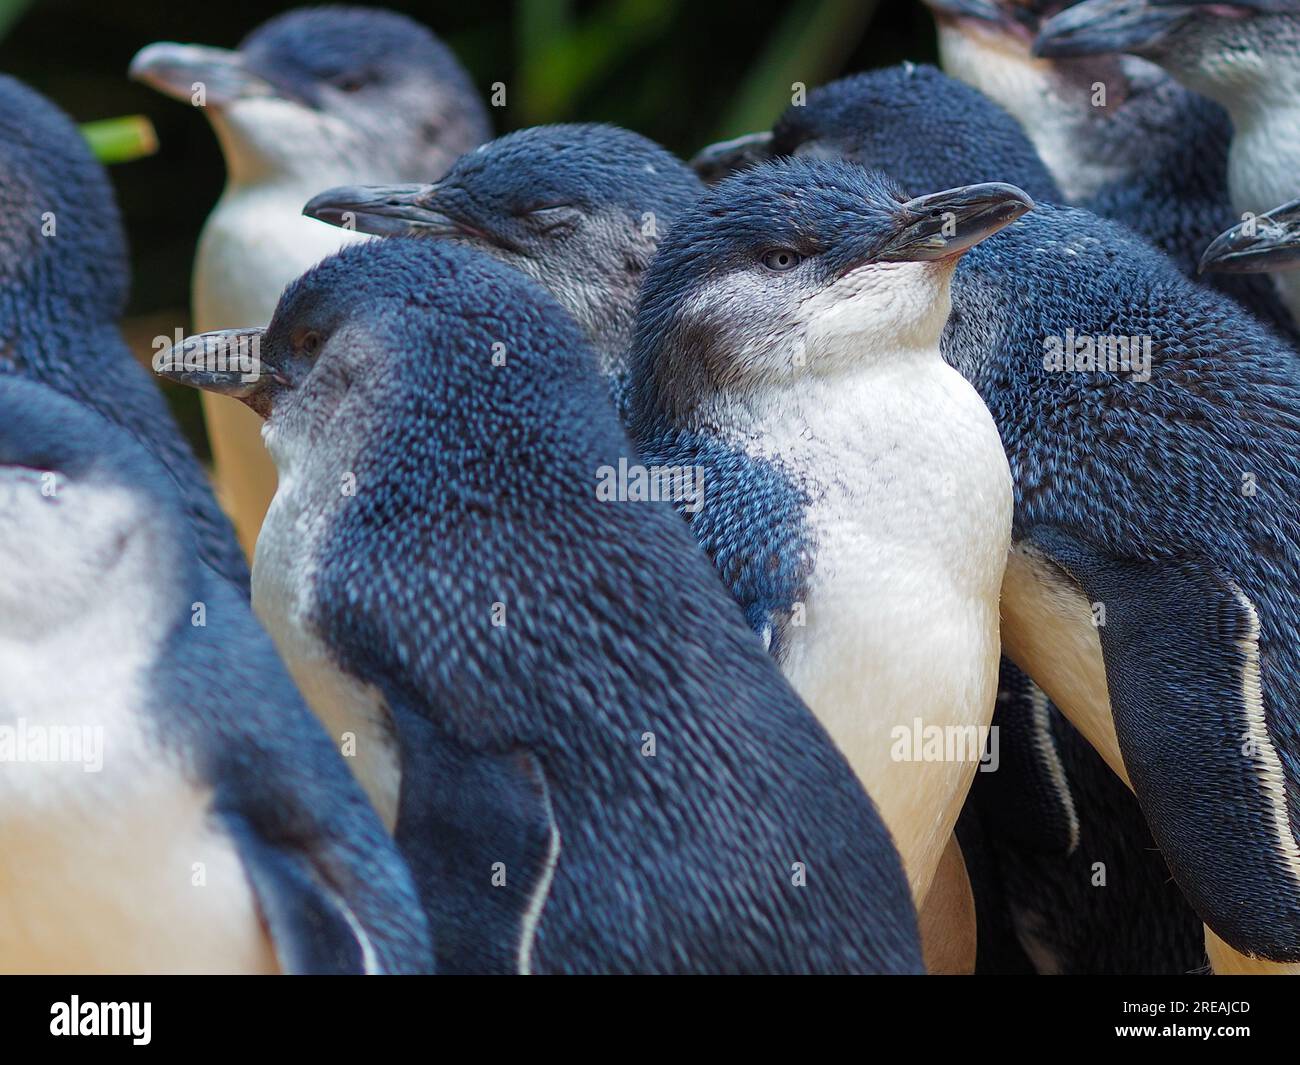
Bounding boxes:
792 59 1300 975
156 237 924 975
775 63 1208 975
306 124 981 968
0 74 247 591
0 375 430 974
131 5 491 556
819 78 1300 974
1034 0 1300 325
925 0 1297 336
301 123 704 384
625 158 1023 917
924 0 1168 202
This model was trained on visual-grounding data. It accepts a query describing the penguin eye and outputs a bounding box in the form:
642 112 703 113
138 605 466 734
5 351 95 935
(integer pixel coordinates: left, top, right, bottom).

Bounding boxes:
294 329 322 356
761 248 802 272
332 72 374 94
521 204 582 232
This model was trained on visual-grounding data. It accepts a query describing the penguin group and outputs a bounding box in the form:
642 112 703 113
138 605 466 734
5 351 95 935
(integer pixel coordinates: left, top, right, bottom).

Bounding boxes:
4 0 1300 974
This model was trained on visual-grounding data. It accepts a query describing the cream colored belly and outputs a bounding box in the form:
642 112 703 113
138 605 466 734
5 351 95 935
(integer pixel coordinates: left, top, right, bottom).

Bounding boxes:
0 763 277 975
1000 544 1300 975
999 544 1129 787
252 497 402 833
283 655 401 833
783 582 1001 905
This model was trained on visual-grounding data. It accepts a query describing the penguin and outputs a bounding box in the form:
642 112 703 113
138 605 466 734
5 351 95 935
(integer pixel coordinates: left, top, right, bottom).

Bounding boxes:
624 158 1022 919
303 124 986 971
0 74 247 591
1033 0 1300 326
130 5 491 556
924 0 1167 202
926 0 1297 335
778 59 1300 974
156 237 924 975
301 123 704 383
0 374 431 974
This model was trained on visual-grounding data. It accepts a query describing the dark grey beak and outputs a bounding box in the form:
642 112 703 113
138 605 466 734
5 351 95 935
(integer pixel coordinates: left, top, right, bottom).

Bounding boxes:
1199 200 1300 275
153 327 281 417
1033 0 1194 59
303 184 462 237
129 43 273 107
879 182 1034 263
690 132 775 184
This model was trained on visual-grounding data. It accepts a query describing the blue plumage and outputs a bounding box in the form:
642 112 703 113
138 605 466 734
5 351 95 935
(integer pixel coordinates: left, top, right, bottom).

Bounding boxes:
231 236 922 973
0 74 248 590
949 202 1300 959
771 65 1062 203
0 374 431 974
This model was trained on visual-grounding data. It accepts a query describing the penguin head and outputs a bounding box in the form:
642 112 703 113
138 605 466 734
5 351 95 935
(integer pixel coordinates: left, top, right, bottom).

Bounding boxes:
767 65 1062 202
627 159 1032 424
130 6 491 185
158 238 608 478
1201 196 1300 274
0 378 185 635
301 124 704 369
0 75 128 326
1034 0 1297 94
692 66 1059 201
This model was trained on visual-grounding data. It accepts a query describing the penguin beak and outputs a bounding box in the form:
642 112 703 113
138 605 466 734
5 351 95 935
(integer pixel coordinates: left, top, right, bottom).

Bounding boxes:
1033 0 1191 59
303 184 465 238
129 43 273 107
878 182 1034 263
1199 200 1300 275
153 327 283 418
690 132 775 184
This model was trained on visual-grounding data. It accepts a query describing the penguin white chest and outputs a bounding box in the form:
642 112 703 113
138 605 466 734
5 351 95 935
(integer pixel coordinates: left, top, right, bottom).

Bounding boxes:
1227 109 1300 222
0 639 276 974
194 185 370 330
253 465 402 831
764 360 1012 902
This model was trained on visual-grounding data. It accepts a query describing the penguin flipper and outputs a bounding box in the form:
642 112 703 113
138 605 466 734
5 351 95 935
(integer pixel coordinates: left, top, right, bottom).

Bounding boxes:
1027 525 1300 961
386 694 559 974
223 815 380 974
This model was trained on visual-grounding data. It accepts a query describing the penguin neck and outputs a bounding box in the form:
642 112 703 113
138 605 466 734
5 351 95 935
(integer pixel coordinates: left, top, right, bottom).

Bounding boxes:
206 106 397 193
936 20 1130 200
1218 78 1300 217
1161 34 1300 174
